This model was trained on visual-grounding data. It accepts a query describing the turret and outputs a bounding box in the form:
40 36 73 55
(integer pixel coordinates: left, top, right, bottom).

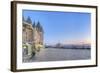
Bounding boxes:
32 21 36 28
36 21 43 33
26 16 32 24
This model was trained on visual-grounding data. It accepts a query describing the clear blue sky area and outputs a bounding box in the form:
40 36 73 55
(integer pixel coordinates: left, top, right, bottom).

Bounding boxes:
23 10 91 44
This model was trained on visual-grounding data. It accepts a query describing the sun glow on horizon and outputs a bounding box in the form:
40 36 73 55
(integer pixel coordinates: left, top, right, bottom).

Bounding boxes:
45 38 91 45
63 39 91 45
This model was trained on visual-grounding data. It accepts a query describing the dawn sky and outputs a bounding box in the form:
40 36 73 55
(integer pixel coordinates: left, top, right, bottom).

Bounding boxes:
23 10 91 45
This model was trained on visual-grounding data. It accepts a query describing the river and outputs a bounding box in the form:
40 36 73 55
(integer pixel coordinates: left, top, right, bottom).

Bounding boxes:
23 48 91 63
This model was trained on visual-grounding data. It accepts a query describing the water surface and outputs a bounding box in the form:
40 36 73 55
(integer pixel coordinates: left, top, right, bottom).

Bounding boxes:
23 48 91 62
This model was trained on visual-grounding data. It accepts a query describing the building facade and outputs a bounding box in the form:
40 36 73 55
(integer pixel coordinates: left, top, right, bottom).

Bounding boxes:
22 17 44 59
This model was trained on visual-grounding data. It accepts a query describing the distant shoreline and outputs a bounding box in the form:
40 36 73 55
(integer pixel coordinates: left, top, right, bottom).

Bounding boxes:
45 47 91 50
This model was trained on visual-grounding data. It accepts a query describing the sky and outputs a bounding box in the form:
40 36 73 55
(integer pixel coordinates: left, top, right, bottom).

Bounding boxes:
23 10 91 45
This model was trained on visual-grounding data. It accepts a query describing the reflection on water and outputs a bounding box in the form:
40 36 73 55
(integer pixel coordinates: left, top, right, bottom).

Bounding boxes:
23 48 91 63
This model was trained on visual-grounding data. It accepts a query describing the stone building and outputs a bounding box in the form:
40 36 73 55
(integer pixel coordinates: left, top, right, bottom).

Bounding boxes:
22 16 44 59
